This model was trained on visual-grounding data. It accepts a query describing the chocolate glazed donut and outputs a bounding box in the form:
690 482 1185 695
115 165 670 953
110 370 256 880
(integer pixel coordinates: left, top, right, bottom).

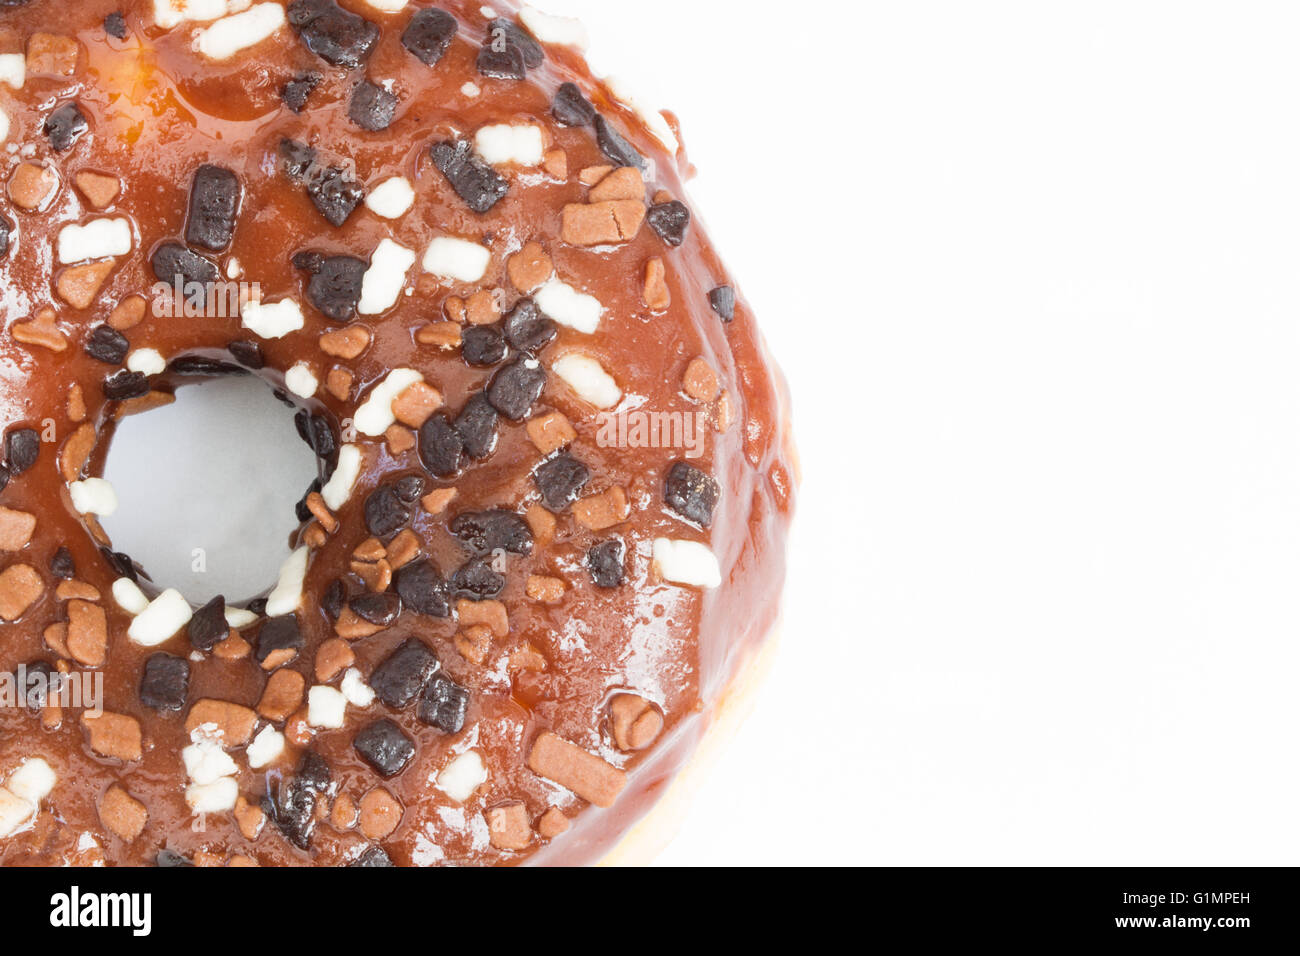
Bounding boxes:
0 0 795 866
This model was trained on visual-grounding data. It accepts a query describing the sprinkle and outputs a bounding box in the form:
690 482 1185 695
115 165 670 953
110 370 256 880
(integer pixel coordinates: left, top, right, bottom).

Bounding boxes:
285 363 319 398
126 348 166 375
321 444 362 509
266 546 310 617
182 736 238 785
246 725 285 769
195 4 287 61
242 298 305 339
185 778 238 813
6 759 55 805
552 354 621 409
422 236 491 283
607 75 679 153
437 750 487 803
519 5 588 49
534 277 602 333
308 685 348 728
358 238 416 315
152 0 236 30
69 478 118 516
224 606 258 628
340 667 376 707
363 0 408 12
474 124 544 166
364 176 415 219
461 81 480 97
112 577 149 615
57 218 132 264
355 368 424 436
128 588 194 646
0 53 25 89
652 538 722 589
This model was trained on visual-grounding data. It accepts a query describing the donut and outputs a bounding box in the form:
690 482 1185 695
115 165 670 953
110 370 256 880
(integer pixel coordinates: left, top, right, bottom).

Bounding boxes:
0 0 795 867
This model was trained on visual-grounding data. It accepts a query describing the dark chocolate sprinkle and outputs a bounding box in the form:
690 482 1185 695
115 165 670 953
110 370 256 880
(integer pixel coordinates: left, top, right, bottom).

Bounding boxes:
418 414 463 479
351 846 396 867
0 466 8 492
100 547 138 581
552 82 595 127
255 615 305 666
708 285 736 322
486 356 546 421
431 140 508 214
449 510 533 556
647 200 692 247
139 653 190 713
401 7 457 66
228 339 265 369
461 324 507 367
664 461 720 527
20 661 58 714
104 11 127 39
281 71 321 112
503 298 556 353
156 850 193 867
295 478 322 522
150 243 219 305
394 475 427 504
310 415 336 461
84 325 130 365
246 598 269 616
476 42 526 80
349 80 398 131
417 676 469 734
323 579 347 620
594 115 645 170
588 539 626 588
487 18 544 67
50 547 76 580
185 164 241 251
393 559 452 618
353 719 415 777
102 370 149 401
0 214 11 256
454 393 500 459
3 428 40 475
168 355 246 376
302 254 366 321
349 592 402 628
279 138 318 183
451 555 505 600
44 103 87 152
307 165 366 228
298 751 332 792
268 777 317 850
534 453 590 512
364 485 411 538
369 637 439 709
287 0 379 68
188 596 228 652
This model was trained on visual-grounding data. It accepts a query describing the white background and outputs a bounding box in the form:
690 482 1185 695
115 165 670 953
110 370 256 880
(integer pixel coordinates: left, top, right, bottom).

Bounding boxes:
112 1 1300 865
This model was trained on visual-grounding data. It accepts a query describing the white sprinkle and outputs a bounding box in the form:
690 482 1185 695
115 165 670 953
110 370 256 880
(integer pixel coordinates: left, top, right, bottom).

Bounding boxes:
224 606 258 628
358 238 416 315
653 538 722 589
552 354 622 409
461 82 481 97
246 725 285 769
69 478 118 517
480 6 497 18
127 348 166 376
474 124 545 166
0 108 9 144
535 277 602 334
0 788 33 838
423 236 491 283
0 53 26 89
321 444 362 510
307 685 347 729
6 759 55 805
182 738 238 784
112 578 150 615
186 778 238 813
225 257 242 279
362 0 408 12
438 750 487 803
195 2 286 60
520 5 589 49
364 176 415 219
607 75 679 153
241 298 304 339
340 668 375 707
153 0 238 30
285 363 319 398
354 368 423 437
128 588 193 646
266 546 310 617
57 218 132 265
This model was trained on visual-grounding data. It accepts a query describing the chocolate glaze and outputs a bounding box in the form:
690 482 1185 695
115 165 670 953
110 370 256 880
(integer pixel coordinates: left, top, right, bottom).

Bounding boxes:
0 0 795 866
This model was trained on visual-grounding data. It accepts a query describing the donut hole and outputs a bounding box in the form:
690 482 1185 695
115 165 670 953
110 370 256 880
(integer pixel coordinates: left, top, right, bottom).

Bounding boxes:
99 374 321 605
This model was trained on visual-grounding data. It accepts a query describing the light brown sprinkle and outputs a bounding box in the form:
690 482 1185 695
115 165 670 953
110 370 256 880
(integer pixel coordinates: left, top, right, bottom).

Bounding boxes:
415 321 462 349
385 529 422 569
524 504 556 546
325 367 353 401
359 787 403 840
525 575 565 604
26 33 78 75
315 638 355 683
609 693 664 752
12 308 69 352
67 384 87 422
7 162 58 210
561 200 645 247
65 599 107 668
643 257 671 310
542 148 567 180
234 795 266 840
55 579 99 601
527 732 627 808
486 802 532 851
384 425 415 455
0 563 44 622
537 807 570 838
457 599 508 638
589 166 645 203
0 506 37 551
330 792 358 830
305 492 338 534
185 699 257 747
107 295 146 330
82 711 143 762
56 259 116 311
391 381 443 427
506 241 553 292
74 171 121 210
213 631 251 661
98 784 148 841
59 422 96 482
683 357 720 403
525 411 576 455
319 325 371 359
464 289 500 326
454 624 493 665
572 486 630 532
421 487 458 515
257 669 305 722
579 165 614 186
